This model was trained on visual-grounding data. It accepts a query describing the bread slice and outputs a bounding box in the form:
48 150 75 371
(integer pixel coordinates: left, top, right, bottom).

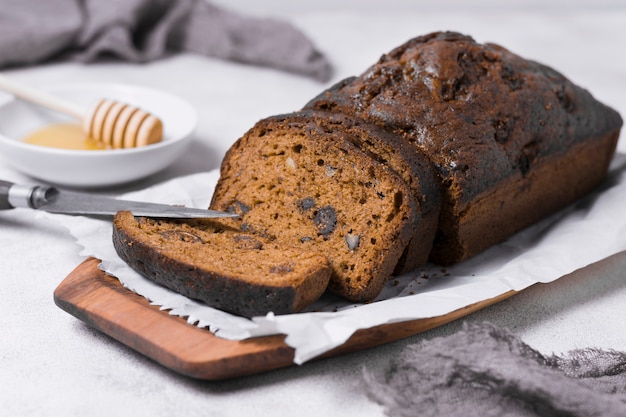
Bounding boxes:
210 113 419 302
112 211 332 317
290 110 443 274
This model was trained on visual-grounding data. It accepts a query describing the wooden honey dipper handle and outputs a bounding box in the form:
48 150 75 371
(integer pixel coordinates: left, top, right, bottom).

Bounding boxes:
0 73 85 120
0 74 163 149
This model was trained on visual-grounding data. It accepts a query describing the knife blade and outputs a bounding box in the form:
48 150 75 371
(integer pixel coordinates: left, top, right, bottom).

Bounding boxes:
0 180 239 219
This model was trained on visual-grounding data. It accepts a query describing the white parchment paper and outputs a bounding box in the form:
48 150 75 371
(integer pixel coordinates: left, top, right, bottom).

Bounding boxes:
47 155 626 364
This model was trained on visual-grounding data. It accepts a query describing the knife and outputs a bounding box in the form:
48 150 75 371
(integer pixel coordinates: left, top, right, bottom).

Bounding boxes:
0 180 239 219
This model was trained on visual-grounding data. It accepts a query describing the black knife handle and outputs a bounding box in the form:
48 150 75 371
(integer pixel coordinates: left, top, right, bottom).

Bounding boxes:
0 180 15 210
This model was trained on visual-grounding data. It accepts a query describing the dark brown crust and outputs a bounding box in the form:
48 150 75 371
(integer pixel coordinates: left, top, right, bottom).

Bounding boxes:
430 130 619 264
306 32 623 197
112 212 331 317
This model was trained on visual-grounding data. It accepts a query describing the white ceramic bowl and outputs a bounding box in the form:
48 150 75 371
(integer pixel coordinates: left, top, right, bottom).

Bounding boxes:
0 83 197 188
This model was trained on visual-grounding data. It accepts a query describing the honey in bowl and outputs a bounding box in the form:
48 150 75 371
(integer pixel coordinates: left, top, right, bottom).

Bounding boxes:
22 122 107 150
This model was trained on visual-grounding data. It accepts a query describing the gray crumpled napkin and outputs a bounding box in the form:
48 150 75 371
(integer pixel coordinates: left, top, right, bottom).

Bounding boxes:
0 0 332 81
365 322 626 417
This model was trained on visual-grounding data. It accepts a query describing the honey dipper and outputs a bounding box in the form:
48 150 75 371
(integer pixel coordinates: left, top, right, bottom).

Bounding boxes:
0 74 163 149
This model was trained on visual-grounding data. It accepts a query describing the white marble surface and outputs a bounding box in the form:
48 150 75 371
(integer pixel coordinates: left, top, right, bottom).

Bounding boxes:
1 2 625 416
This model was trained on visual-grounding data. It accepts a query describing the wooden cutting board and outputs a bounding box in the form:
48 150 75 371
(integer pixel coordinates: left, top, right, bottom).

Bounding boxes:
54 257 517 380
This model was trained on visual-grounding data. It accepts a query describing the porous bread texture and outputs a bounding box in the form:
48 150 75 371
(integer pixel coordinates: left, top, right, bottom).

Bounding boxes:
305 31 623 264
291 110 443 274
112 211 332 317
210 114 419 302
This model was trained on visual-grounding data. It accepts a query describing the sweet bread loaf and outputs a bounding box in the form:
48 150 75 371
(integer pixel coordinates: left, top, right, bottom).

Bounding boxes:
305 31 622 264
112 211 331 317
114 31 622 315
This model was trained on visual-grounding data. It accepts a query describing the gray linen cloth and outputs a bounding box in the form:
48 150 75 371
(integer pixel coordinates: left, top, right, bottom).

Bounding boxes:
365 322 626 417
0 0 332 81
